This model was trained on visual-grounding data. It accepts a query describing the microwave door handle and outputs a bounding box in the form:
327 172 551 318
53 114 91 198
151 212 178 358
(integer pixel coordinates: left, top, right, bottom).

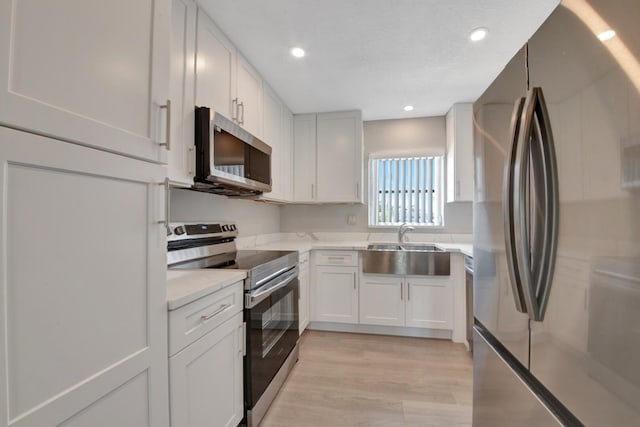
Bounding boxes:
503 97 527 313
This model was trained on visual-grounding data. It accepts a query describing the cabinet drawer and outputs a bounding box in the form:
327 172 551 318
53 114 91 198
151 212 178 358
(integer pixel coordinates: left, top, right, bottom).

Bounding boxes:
314 250 358 267
169 281 243 355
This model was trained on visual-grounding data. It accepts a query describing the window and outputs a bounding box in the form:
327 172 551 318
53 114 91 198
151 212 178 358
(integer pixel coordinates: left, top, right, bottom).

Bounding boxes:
368 155 444 226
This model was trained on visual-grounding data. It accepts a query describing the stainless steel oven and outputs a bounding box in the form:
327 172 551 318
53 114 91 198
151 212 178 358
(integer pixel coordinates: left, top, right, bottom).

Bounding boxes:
167 222 299 427
244 266 299 426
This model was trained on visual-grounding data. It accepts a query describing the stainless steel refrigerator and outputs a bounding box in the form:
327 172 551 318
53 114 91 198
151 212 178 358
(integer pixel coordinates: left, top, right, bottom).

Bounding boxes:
472 0 640 425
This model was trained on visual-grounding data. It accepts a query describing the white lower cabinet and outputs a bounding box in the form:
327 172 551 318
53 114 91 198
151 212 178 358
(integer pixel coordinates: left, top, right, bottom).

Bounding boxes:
298 252 310 334
359 276 405 327
313 265 359 324
0 126 169 427
360 274 454 330
405 276 454 329
169 283 244 427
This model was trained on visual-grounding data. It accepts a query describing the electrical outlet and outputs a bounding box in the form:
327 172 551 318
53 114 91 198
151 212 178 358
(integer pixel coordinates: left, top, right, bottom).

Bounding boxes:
347 214 357 225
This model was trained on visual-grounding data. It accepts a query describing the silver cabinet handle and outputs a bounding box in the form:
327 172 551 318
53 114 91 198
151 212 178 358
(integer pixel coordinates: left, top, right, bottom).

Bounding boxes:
353 272 356 290
231 98 238 121
400 282 403 300
311 184 314 199
407 283 410 301
159 178 171 236
514 87 558 322
239 322 246 356
327 256 346 260
239 101 245 125
503 97 527 314
201 303 232 322
159 99 171 150
356 182 359 199
456 180 461 197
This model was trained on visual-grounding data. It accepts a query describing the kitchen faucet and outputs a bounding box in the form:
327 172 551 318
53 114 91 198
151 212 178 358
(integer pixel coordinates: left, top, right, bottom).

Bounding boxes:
398 222 415 244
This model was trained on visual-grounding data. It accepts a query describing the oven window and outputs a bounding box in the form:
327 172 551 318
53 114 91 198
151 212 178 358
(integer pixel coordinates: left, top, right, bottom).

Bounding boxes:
261 291 294 358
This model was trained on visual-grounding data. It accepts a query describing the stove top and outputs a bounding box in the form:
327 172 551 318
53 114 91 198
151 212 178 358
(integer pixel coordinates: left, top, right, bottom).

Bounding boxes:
167 222 298 290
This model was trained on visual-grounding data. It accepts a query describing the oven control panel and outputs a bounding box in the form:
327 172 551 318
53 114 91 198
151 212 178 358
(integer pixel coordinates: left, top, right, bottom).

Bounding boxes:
168 222 238 241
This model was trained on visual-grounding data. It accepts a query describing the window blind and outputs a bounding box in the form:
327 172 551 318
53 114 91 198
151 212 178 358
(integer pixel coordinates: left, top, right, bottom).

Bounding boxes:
368 156 443 226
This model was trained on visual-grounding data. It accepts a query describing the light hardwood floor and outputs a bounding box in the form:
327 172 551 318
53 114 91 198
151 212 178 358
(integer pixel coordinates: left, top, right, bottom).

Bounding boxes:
260 331 473 427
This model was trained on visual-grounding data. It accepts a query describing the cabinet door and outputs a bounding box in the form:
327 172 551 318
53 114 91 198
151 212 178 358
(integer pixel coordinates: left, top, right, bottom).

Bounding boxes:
0 127 169 426
316 111 363 202
170 313 244 427
236 54 262 137
359 276 405 327
405 276 454 329
282 107 294 201
169 0 197 186
293 114 317 202
0 0 170 163
313 266 358 323
262 84 283 200
298 256 310 334
446 104 474 202
195 8 235 118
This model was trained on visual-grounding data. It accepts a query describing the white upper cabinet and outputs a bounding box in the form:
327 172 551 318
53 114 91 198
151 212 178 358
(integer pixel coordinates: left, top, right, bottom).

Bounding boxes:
293 111 363 203
195 8 235 118
293 114 318 202
282 106 294 200
316 111 363 202
0 0 170 164
235 54 263 138
168 0 197 186
261 83 284 200
446 103 474 202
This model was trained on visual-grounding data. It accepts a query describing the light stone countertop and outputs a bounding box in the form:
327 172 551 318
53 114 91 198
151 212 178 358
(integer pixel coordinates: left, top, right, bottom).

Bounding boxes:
166 269 246 310
253 239 473 257
167 236 473 308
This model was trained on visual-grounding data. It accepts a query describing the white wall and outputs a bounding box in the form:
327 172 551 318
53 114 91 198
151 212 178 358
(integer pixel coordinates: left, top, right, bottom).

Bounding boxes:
170 189 280 236
281 116 473 233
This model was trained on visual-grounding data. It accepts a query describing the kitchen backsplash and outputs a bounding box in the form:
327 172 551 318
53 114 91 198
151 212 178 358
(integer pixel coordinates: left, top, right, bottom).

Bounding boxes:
170 188 281 236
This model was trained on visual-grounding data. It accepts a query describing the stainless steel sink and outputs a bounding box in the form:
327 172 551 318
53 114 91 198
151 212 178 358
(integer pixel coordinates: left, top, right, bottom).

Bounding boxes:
363 244 450 275
366 243 443 252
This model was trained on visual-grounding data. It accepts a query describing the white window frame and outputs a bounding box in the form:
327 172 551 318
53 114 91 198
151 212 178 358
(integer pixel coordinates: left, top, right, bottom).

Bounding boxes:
368 153 444 228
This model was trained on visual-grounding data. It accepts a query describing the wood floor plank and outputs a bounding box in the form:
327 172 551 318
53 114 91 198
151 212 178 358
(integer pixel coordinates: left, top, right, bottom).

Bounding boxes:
260 331 473 427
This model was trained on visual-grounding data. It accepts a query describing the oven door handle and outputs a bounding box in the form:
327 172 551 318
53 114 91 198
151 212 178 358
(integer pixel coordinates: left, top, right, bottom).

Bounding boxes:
246 268 298 309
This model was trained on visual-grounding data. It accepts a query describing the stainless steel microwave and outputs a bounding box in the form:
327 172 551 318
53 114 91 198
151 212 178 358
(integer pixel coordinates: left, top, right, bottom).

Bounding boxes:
194 106 272 196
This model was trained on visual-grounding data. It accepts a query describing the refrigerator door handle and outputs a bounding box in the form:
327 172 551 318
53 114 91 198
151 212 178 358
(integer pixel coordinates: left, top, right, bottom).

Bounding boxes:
514 87 559 322
503 97 528 313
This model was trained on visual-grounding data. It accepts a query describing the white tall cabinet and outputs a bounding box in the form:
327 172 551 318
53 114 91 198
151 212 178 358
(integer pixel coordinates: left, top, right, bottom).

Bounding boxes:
0 127 169 427
0 0 170 164
0 2 170 425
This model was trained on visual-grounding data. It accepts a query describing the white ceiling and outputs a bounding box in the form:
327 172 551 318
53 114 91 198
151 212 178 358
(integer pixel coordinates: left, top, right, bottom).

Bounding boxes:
198 0 560 120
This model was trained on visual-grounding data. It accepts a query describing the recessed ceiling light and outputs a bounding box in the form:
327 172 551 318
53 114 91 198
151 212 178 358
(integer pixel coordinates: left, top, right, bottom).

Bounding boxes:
290 47 305 58
403 105 414 112
469 28 488 42
597 29 616 41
